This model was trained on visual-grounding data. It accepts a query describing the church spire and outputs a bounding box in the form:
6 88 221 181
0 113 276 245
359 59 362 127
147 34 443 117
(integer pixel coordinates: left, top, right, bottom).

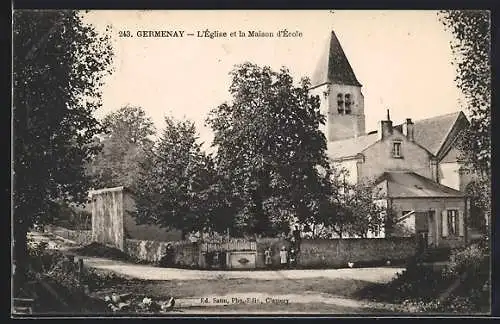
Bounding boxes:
311 30 362 87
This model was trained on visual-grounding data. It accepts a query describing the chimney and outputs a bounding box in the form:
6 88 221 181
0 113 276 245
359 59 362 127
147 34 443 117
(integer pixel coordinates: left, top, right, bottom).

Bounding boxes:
379 109 393 140
402 118 414 142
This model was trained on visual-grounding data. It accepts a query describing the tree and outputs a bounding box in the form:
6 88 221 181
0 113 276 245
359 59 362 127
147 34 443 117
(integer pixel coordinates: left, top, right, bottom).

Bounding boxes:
133 116 220 237
87 105 155 190
206 63 331 236
438 10 491 226
13 10 113 291
311 167 386 238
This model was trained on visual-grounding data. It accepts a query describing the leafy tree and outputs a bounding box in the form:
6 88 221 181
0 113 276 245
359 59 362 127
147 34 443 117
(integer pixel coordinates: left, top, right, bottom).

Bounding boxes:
13 10 113 291
206 63 331 236
87 105 155 190
133 116 221 237
312 167 386 238
438 10 491 226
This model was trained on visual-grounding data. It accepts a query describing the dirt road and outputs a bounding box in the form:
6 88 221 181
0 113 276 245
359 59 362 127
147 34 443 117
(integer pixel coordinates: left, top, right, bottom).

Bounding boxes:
82 256 404 283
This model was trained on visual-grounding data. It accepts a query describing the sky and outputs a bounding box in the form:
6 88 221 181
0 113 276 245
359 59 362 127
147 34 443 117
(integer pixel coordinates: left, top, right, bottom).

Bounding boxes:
83 10 464 151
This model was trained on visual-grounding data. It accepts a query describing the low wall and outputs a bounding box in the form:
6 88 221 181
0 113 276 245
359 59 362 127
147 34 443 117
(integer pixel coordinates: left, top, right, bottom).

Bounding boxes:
297 237 416 268
125 239 199 266
125 236 417 269
45 225 92 245
255 237 416 268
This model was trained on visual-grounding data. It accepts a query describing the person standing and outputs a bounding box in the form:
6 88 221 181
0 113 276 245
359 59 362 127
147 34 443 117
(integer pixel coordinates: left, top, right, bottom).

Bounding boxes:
279 246 288 269
289 248 297 268
264 247 272 268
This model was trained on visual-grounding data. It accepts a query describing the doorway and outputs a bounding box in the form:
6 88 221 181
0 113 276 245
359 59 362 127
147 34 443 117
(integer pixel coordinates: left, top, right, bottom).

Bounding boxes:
417 231 429 252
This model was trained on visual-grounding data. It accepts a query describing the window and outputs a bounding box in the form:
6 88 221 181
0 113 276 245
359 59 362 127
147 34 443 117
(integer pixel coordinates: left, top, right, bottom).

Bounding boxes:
344 94 352 114
337 93 344 114
392 142 402 158
447 210 458 235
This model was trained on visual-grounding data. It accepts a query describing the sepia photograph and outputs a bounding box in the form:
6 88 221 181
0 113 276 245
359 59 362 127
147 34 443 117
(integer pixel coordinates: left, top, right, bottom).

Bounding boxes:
12 9 491 316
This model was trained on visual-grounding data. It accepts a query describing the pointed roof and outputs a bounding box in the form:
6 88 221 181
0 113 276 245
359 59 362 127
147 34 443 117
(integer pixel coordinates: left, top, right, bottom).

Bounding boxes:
393 111 468 156
375 171 464 198
311 31 362 87
327 111 468 161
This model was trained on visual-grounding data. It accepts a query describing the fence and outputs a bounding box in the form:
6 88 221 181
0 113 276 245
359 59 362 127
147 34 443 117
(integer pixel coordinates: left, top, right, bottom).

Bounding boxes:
201 240 257 252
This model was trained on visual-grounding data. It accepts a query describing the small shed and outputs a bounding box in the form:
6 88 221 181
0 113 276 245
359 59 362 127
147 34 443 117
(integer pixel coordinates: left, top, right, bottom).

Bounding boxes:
89 186 182 251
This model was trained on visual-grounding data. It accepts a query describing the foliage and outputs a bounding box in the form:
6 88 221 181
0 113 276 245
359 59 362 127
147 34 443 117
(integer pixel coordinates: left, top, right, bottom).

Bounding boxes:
49 201 92 230
320 168 387 238
358 242 490 313
206 63 331 236
438 10 491 175
87 105 156 190
13 9 114 291
442 243 485 279
438 11 491 231
464 177 490 232
133 116 222 235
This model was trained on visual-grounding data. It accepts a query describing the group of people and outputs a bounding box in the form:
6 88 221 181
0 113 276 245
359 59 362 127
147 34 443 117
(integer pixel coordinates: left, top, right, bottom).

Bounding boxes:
264 225 302 269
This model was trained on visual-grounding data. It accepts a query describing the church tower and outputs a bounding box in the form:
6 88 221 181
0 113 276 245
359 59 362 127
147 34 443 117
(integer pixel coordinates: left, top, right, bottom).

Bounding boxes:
310 31 365 142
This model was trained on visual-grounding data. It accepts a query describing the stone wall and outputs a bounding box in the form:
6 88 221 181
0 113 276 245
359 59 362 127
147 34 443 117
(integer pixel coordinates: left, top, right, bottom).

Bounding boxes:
297 237 416 268
124 236 416 269
255 237 416 268
125 239 198 266
45 225 92 245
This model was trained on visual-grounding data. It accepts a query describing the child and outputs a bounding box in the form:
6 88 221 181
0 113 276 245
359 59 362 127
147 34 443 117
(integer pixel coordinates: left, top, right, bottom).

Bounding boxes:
289 248 296 268
279 246 288 269
264 247 272 268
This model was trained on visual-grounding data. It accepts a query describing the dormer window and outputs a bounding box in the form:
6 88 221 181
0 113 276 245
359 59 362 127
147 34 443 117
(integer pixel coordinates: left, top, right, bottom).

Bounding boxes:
344 94 352 114
337 93 344 114
392 141 402 158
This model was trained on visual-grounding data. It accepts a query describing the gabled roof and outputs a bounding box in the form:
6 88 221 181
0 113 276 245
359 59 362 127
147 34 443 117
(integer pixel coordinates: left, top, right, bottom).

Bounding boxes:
311 31 362 87
375 171 464 198
393 111 466 156
327 132 379 161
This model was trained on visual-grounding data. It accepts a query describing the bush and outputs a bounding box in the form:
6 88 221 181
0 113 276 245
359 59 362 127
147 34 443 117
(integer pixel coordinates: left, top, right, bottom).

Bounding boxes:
385 265 450 302
358 243 491 313
442 243 485 279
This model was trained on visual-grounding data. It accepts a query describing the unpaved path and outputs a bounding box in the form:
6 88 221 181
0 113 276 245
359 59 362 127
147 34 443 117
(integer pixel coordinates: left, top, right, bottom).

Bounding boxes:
82 256 403 282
